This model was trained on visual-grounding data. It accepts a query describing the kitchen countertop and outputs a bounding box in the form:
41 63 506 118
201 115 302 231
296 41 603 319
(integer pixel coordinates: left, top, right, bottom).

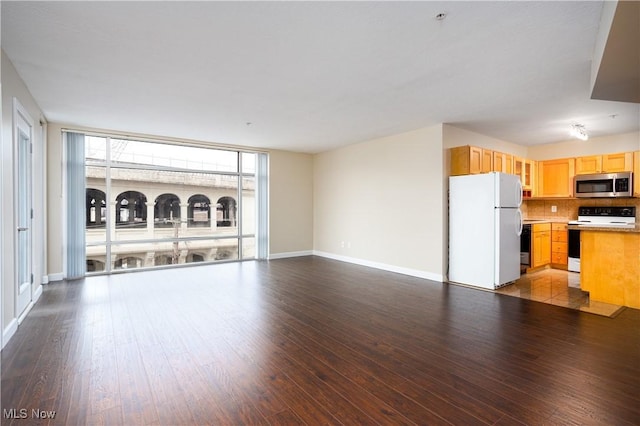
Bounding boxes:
567 223 640 233
522 219 569 225
522 218 640 232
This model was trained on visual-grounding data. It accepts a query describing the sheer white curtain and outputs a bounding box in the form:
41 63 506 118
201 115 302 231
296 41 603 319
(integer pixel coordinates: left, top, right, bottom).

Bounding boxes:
65 132 86 278
256 152 269 259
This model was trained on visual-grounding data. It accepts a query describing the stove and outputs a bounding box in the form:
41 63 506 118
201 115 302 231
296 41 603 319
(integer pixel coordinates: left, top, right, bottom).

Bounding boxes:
567 206 636 273
568 206 636 228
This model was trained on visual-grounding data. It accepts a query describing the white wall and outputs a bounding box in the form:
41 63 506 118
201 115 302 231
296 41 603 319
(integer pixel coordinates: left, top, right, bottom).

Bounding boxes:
1 50 47 347
527 131 640 160
313 124 446 281
443 124 529 157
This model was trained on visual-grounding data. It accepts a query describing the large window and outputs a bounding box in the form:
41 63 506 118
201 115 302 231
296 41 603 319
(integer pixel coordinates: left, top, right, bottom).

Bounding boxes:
84 134 264 274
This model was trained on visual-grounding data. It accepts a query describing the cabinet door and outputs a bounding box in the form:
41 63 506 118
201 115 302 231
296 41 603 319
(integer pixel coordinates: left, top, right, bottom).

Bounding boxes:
602 152 633 172
505 154 513 174
635 151 640 196
538 159 575 197
469 146 483 174
532 231 551 267
576 155 602 174
493 152 503 172
481 149 493 173
514 157 523 177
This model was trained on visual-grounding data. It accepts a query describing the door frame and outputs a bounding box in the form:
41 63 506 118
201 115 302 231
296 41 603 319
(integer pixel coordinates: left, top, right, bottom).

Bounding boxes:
13 98 35 323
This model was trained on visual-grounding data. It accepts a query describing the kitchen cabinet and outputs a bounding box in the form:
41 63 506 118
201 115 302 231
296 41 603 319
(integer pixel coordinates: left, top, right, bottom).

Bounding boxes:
634 151 640 196
450 146 493 176
514 157 535 196
575 152 633 174
580 230 640 309
531 223 551 268
537 158 575 197
493 151 513 174
575 155 602 175
602 152 633 172
551 223 568 267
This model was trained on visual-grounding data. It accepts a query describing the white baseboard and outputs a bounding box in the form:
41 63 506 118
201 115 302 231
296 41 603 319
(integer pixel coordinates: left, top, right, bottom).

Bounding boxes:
33 284 43 303
17 301 35 325
2 319 18 349
268 250 313 260
42 275 50 285
48 273 64 282
313 251 444 282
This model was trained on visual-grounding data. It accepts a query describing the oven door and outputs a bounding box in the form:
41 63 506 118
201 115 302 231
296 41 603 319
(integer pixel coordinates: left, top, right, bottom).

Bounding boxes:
568 229 580 272
520 224 531 265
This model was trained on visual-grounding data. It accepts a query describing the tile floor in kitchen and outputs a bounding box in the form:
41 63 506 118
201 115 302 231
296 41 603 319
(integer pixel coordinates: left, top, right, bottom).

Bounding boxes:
497 268 625 317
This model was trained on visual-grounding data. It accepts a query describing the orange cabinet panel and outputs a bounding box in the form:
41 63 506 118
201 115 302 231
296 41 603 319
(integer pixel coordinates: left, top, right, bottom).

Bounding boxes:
602 152 633 172
450 146 493 176
635 151 640 196
537 158 575 197
575 155 602 174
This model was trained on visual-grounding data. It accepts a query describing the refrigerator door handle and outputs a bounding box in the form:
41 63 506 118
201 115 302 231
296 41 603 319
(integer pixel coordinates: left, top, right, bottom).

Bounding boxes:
516 178 523 206
516 209 523 236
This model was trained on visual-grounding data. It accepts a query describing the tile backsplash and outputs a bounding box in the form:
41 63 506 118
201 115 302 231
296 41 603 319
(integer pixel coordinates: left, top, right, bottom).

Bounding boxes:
522 197 640 220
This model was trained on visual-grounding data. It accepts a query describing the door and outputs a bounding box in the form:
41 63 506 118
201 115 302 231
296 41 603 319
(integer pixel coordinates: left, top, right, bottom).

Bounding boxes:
495 172 522 208
15 101 33 318
495 207 522 286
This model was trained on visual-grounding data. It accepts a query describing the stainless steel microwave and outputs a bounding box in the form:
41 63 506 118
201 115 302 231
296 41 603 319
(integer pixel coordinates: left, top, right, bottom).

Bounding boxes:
574 172 633 198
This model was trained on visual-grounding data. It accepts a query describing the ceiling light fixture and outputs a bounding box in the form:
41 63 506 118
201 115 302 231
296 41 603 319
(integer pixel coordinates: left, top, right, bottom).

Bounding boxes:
570 124 589 141
435 12 447 21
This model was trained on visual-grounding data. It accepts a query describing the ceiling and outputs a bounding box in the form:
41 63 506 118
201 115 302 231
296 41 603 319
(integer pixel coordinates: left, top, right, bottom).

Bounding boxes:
2 1 639 153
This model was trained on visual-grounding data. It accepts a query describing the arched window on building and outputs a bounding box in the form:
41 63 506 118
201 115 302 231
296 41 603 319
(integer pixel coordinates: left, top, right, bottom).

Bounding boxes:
116 191 147 228
86 188 106 229
154 193 181 228
114 256 143 269
216 196 237 227
186 253 205 263
188 194 210 227
86 259 105 272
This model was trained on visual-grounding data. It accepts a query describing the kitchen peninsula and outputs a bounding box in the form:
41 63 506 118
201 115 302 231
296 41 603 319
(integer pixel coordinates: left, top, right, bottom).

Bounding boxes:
572 224 640 309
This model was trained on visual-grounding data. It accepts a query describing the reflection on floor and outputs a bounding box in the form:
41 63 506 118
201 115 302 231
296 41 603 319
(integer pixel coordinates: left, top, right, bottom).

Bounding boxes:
497 268 625 317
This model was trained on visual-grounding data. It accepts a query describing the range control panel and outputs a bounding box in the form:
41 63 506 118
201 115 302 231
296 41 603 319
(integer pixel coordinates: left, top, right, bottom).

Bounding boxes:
577 206 636 218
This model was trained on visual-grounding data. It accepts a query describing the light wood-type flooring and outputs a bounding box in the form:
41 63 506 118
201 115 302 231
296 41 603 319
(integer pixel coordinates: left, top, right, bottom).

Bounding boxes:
498 269 625 317
2 256 639 425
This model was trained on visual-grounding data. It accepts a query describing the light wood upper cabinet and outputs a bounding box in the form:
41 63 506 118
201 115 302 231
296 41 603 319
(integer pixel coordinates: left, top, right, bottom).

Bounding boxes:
450 146 493 176
493 151 513 174
575 155 602 175
537 158 575 197
602 152 633 172
575 152 633 174
514 157 535 195
635 151 640 196
481 149 493 173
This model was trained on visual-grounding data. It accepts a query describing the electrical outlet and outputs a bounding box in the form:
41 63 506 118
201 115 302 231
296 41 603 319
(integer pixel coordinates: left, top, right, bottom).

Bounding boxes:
341 241 345 248
551 205 557 213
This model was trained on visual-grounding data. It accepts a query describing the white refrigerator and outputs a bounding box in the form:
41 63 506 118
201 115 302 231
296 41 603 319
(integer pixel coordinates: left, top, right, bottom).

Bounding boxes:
449 172 523 289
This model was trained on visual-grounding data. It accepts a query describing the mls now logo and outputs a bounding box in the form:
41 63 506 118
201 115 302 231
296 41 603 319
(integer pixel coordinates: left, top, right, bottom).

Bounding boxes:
3 408 56 419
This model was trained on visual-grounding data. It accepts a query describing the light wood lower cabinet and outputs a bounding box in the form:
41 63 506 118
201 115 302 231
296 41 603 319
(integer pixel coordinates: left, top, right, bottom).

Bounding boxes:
634 151 640 197
551 223 568 267
531 223 551 268
580 230 640 309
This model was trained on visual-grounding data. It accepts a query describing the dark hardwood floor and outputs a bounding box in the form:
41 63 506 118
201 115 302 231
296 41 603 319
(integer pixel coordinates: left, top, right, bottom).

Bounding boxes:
2 256 639 425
